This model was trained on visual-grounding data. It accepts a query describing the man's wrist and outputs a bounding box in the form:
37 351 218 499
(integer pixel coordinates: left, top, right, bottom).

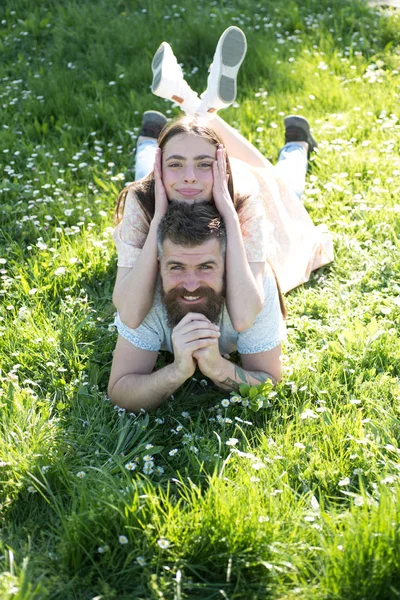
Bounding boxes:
208 356 230 386
168 361 192 387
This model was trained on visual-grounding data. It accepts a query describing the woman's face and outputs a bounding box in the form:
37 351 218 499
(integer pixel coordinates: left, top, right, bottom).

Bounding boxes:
161 133 217 203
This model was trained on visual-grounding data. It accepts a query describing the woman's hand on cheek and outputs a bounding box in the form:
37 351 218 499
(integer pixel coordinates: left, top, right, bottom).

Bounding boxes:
153 148 169 220
212 144 234 219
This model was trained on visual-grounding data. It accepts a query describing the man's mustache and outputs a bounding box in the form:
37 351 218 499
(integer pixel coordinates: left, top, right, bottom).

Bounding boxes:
164 287 219 300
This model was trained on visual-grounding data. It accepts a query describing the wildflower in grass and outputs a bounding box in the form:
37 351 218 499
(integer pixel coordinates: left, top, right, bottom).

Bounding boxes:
350 397 361 405
226 438 239 447
384 444 397 452
230 395 241 403
250 476 260 482
136 556 146 566
242 399 250 407
143 462 154 475
282 365 293 376
125 462 136 471
156 466 164 475
258 516 269 522
310 496 320 511
354 496 364 506
145 444 153 450
143 455 153 462
157 538 170 550
119 535 128 545
221 399 230 408
381 476 395 484
338 477 350 486
97 545 109 553
27 485 37 493
181 411 190 419
294 442 305 449
251 462 265 471
189 446 198 454
54 266 66 276
155 418 165 424
300 409 318 420
77 471 86 478
169 449 178 456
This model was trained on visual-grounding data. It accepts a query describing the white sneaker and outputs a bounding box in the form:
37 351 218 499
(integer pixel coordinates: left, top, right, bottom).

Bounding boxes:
197 27 247 115
151 42 200 116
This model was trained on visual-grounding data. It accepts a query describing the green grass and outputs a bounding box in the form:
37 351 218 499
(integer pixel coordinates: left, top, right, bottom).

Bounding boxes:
1 0 400 597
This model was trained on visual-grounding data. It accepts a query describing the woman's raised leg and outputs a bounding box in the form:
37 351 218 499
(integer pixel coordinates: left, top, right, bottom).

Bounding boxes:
208 114 274 170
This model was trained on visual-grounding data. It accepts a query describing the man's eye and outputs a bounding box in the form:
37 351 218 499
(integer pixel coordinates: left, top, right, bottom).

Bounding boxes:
170 265 182 270
199 163 212 168
200 265 212 270
167 163 181 168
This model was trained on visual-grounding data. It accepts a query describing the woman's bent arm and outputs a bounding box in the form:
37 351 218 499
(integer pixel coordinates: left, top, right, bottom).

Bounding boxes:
112 216 161 329
224 209 264 331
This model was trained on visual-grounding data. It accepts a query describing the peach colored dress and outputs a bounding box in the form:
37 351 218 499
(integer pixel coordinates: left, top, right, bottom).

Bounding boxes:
113 157 334 294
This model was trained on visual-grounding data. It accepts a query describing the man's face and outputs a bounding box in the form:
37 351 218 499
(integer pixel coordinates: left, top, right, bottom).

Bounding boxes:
159 238 225 327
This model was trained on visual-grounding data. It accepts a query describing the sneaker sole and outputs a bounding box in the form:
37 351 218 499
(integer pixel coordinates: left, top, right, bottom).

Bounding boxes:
218 28 247 103
151 44 165 93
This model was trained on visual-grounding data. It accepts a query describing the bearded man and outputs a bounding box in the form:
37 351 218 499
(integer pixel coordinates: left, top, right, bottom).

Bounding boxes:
108 202 285 412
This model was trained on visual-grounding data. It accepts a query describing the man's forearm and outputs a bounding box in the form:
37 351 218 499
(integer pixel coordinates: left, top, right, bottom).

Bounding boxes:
211 357 277 392
109 363 187 413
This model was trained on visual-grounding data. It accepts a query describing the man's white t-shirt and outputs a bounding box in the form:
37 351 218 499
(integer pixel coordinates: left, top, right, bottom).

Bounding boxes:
115 263 285 356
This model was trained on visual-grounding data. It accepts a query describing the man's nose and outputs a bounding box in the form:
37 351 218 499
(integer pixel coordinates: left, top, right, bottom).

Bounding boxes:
183 273 200 292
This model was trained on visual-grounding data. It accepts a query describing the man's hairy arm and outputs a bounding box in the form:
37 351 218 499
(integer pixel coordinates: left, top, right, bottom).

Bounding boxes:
193 343 281 392
109 363 188 412
216 362 277 391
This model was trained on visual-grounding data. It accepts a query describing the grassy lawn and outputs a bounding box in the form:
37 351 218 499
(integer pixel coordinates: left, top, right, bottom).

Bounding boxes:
1 0 400 597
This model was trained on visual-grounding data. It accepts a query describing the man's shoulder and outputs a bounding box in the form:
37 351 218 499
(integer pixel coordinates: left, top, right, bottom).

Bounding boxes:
115 283 172 352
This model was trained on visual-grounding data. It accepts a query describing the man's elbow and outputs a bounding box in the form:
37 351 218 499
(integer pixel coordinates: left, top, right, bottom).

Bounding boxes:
270 365 282 384
107 375 128 409
107 378 118 405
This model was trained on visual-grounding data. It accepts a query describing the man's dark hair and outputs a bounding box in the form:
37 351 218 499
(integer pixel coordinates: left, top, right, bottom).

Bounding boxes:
157 201 226 256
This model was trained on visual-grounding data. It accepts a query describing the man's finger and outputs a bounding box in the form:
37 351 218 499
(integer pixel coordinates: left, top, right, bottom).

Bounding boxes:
175 320 220 336
185 338 219 353
179 328 221 344
174 312 212 328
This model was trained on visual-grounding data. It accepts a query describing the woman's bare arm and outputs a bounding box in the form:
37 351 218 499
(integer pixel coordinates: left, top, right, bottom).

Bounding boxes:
112 149 168 329
112 216 161 329
213 145 264 331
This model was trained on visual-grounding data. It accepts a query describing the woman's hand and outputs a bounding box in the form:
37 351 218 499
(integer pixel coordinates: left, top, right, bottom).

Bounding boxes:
212 144 235 219
153 147 168 220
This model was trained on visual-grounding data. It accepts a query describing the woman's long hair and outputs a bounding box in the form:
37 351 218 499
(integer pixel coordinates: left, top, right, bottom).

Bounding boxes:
115 114 248 224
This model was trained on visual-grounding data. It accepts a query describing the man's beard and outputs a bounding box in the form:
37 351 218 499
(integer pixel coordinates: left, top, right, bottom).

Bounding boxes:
161 285 225 328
